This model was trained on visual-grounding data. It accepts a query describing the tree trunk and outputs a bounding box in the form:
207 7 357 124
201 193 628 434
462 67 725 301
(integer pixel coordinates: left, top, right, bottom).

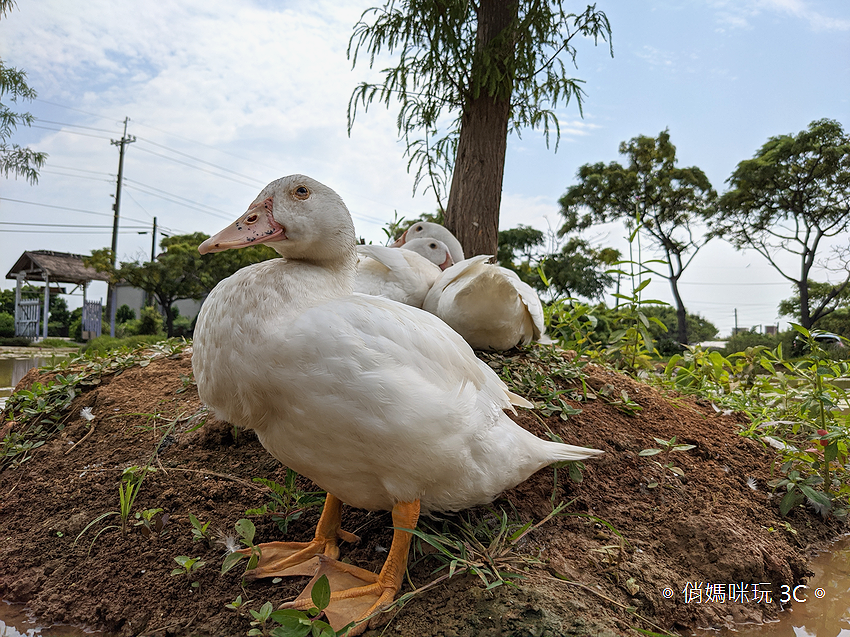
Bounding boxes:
444 0 516 259
669 275 689 345
798 279 812 329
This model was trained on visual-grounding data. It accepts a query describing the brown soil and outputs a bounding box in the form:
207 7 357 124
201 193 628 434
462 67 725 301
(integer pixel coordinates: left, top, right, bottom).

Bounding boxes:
0 347 845 637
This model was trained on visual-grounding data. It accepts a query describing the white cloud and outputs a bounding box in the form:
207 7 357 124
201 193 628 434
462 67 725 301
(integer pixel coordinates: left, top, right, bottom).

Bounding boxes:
709 0 850 31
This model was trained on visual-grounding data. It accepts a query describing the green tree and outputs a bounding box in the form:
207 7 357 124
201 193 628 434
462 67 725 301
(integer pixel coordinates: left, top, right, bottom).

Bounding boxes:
1 0 46 183
559 130 717 345
642 305 718 355
497 226 617 300
779 280 850 334
87 234 277 337
348 0 612 258
115 304 136 324
710 119 850 330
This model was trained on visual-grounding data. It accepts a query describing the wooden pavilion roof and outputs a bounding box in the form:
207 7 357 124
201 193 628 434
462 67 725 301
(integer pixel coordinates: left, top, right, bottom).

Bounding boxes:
5 250 110 286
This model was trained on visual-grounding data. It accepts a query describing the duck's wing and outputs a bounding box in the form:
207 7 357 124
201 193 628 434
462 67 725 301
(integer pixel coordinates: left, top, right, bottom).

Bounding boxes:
355 245 438 307
497 268 546 341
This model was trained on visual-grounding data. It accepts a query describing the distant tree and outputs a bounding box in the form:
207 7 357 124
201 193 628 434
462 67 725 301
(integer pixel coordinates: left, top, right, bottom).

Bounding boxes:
709 119 850 330
0 0 47 183
778 279 850 335
115 304 136 324
642 305 718 354
87 234 276 337
348 0 612 258
559 130 717 345
497 225 617 301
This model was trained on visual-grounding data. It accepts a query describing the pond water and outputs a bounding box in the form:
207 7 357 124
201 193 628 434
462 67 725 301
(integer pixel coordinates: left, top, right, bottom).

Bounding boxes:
691 535 850 636
0 354 70 411
0 600 99 637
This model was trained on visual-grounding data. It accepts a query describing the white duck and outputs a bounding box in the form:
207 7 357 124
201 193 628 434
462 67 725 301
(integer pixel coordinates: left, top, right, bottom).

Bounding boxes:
423 255 547 350
354 238 452 308
392 220 465 264
192 175 601 635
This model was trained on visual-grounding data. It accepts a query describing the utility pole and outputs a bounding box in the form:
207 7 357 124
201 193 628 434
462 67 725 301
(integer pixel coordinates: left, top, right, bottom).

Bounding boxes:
734 308 738 335
108 117 136 337
146 217 157 307
150 216 157 262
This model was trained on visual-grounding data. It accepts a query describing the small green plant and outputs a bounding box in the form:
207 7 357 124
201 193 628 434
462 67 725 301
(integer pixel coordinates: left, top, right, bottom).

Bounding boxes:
175 372 194 394
189 513 212 544
598 384 643 415
134 507 169 538
770 467 834 517
246 470 325 534
221 518 262 575
639 436 696 490
171 555 206 590
408 503 567 591
225 594 252 613
246 577 339 637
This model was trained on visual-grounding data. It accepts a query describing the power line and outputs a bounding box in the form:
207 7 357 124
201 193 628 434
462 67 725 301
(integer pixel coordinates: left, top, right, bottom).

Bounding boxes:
29 124 114 141
0 221 147 229
0 229 152 234
34 118 120 134
33 98 124 124
0 197 150 225
122 183 234 221
131 146 262 188
135 137 266 185
40 169 114 183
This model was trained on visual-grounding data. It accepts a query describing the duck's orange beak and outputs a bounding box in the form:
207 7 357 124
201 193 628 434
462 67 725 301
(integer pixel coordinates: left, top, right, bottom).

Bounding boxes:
199 197 287 254
389 229 407 248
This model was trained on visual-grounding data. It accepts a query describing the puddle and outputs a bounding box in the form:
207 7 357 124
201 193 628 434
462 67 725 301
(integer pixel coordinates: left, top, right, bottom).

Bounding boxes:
0 601 98 637
0 354 70 411
693 535 850 636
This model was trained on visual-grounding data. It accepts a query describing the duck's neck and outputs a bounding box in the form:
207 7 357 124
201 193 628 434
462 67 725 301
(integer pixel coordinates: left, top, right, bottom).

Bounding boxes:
268 245 357 309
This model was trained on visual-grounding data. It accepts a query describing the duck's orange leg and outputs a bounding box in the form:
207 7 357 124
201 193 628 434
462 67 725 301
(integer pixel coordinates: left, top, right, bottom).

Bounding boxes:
283 500 421 636
239 493 359 578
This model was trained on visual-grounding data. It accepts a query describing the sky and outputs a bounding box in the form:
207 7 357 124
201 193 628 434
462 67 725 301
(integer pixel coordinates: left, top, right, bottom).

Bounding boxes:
1 0 848 337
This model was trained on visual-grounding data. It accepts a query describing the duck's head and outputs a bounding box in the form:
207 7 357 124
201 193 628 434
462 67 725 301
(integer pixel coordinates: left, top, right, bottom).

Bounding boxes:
392 221 465 263
401 238 454 270
199 175 356 264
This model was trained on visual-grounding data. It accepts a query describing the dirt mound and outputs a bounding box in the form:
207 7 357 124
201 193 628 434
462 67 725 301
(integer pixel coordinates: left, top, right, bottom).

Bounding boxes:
0 347 844 636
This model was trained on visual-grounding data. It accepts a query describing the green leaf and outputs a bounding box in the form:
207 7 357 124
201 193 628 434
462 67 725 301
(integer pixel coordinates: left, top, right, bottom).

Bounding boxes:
638 449 661 456
235 518 256 544
221 551 246 574
311 574 331 611
779 489 803 517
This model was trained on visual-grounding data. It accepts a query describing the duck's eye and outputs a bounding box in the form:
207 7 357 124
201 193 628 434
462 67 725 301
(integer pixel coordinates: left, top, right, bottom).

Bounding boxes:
416 225 423 231
294 186 310 199
429 242 437 249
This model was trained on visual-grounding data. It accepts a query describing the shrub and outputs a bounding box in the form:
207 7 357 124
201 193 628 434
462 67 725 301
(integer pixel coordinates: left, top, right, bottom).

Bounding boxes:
721 331 778 356
0 312 14 338
136 306 164 336
116 304 136 324
82 334 166 354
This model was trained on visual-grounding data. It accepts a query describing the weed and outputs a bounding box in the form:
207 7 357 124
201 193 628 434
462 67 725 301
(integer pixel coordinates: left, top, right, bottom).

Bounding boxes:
409 502 570 591
1 339 191 473
189 513 212 544
135 507 169 538
245 577 340 636
246 469 325 534
221 518 262 575
639 436 696 490
225 594 252 613
171 555 206 590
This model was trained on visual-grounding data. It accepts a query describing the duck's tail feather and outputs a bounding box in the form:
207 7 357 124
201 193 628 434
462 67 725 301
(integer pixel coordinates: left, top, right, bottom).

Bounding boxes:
547 441 604 462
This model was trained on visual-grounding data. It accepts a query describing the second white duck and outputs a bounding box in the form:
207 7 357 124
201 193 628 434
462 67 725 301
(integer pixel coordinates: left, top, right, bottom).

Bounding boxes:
355 238 453 308
423 255 547 350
